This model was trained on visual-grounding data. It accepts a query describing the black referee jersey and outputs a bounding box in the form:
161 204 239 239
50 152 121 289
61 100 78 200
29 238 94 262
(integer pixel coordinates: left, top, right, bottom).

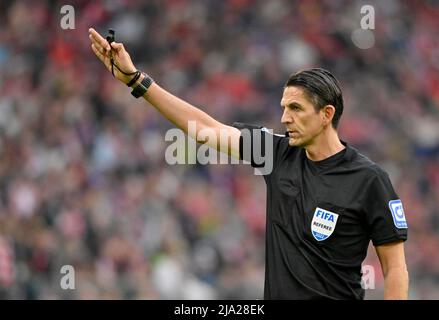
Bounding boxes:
233 122 408 300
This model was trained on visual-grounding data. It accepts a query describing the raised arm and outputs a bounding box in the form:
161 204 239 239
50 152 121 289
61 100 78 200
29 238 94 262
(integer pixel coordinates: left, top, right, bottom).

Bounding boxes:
88 28 241 159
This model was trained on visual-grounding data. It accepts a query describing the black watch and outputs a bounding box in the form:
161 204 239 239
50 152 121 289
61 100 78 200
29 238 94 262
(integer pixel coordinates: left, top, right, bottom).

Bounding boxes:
131 74 154 98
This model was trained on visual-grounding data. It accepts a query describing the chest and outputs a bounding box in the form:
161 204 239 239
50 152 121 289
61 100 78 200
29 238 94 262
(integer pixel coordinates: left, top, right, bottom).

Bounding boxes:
268 161 367 243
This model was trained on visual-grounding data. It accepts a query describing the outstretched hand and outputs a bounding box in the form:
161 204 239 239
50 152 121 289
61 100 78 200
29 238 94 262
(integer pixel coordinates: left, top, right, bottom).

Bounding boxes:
88 28 138 85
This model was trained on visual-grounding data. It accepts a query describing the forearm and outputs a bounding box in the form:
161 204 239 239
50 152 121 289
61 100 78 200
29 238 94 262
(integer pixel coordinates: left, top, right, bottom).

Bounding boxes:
139 76 225 138
383 266 409 300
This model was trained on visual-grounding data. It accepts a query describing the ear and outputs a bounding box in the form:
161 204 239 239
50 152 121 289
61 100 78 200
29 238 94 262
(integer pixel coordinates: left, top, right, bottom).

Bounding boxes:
321 105 335 128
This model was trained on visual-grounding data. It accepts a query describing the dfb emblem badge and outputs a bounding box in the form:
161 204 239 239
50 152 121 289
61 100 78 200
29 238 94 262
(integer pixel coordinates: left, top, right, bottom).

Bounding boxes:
389 199 407 229
311 207 339 241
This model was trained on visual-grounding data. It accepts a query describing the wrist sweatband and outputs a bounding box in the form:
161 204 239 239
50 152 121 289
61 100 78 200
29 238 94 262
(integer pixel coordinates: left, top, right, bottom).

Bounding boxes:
131 73 154 98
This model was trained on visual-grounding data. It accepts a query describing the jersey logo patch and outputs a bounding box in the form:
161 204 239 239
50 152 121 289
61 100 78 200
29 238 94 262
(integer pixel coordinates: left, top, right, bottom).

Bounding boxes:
389 199 407 229
311 207 339 241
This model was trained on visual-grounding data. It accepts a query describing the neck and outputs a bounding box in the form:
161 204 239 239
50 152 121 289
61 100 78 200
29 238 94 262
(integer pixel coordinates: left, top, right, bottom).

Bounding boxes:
305 127 345 161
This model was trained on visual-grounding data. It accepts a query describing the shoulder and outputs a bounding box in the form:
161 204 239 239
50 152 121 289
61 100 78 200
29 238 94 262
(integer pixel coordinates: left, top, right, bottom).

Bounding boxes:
344 145 391 182
233 122 286 142
232 121 292 154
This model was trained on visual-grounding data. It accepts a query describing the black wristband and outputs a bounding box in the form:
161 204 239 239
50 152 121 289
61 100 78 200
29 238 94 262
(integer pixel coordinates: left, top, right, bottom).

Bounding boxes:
131 73 154 98
126 70 141 87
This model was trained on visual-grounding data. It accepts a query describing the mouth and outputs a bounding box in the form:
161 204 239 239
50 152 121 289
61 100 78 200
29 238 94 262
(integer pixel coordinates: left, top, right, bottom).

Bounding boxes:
287 130 299 137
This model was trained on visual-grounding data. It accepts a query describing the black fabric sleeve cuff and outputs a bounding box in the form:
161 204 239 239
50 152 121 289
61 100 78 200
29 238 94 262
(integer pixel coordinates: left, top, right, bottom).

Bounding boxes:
372 234 408 246
232 122 264 163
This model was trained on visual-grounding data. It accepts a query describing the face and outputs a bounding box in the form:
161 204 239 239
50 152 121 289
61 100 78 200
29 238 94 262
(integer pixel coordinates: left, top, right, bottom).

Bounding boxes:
280 86 328 147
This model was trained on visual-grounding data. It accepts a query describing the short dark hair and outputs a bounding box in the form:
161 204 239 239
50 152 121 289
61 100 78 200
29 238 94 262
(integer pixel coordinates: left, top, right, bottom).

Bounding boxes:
285 68 344 129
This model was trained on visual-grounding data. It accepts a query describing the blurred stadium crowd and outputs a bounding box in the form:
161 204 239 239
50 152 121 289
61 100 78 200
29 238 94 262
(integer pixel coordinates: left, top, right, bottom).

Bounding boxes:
0 0 438 299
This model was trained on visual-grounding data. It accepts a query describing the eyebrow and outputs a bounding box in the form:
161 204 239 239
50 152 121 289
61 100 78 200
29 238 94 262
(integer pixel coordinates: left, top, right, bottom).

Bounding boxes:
281 102 303 108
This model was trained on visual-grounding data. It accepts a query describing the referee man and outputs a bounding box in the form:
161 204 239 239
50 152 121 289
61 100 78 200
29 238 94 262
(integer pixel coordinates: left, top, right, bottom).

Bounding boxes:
89 28 409 300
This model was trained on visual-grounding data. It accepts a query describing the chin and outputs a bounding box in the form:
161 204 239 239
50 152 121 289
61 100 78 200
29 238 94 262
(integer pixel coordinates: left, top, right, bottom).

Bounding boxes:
288 137 308 147
288 138 301 147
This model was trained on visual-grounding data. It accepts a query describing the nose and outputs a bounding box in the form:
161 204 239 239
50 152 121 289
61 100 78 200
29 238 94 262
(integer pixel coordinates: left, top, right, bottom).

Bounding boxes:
281 108 292 125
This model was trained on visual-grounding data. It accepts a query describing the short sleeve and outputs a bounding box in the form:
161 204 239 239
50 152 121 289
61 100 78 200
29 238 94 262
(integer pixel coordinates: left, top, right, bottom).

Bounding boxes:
232 122 288 176
363 170 408 246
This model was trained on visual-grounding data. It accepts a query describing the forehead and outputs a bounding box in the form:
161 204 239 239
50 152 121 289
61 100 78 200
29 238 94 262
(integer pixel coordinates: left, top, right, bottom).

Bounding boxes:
280 86 310 106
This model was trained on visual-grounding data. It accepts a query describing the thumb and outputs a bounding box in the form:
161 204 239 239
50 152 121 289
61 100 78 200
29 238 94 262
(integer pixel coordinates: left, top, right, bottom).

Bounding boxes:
110 42 124 52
